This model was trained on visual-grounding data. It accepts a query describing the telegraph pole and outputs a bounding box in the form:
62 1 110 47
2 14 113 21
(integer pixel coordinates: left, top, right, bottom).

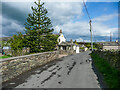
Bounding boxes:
82 0 93 51
38 0 41 4
89 20 93 51
110 32 112 42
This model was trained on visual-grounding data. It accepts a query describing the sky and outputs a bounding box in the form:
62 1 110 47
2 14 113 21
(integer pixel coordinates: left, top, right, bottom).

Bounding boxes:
0 0 119 42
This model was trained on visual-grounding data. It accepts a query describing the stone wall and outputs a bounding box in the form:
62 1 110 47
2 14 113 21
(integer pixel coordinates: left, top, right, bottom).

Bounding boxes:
1 51 59 83
59 50 75 55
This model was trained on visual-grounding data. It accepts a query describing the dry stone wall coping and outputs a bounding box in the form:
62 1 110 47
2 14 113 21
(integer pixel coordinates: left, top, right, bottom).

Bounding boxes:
0 51 59 62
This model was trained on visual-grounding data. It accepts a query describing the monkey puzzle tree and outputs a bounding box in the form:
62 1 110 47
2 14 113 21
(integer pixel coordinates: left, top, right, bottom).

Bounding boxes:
24 0 57 53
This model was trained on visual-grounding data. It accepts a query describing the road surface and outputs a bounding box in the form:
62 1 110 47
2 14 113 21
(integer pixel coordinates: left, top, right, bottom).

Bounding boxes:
3 51 101 88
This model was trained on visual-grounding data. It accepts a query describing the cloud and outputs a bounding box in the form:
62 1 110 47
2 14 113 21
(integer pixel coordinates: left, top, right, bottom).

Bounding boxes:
2 2 83 27
92 13 118 22
2 2 29 25
54 25 61 33
2 2 84 37
0 14 2 26
91 12 118 37
53 15 118 42
89 13 118 39
1 0 119 2
1 1 118 42
44 2 83 25
92 22 118 36
45 4 118 40
0 15 2 37
54 21 89 35
76 38 84 42
53 19 117 37
2 16 24 36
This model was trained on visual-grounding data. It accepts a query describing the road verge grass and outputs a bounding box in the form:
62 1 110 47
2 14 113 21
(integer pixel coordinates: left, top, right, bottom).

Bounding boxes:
0 55 12 59
91 52 120 88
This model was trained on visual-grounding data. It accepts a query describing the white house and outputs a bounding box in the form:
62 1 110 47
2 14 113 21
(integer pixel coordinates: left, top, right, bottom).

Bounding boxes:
57 29 66 44
57 29 79 53
102 42 120 50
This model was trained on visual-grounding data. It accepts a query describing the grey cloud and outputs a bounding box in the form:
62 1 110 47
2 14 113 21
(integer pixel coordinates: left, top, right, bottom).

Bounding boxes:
1 1 118 42
2 2 84 37
2 17 25 36
2 2 32 36
44 2 83 25
2 2 29 25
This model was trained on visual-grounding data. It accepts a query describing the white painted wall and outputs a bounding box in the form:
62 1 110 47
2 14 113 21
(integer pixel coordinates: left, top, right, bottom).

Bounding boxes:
76 46 79 53
60 46 63 50
73 45 76 50
84 47 88 51
57 33 66 44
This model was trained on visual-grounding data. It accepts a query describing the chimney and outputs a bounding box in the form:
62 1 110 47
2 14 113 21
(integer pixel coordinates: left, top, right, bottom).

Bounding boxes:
70 39 73 44
60 29 62 34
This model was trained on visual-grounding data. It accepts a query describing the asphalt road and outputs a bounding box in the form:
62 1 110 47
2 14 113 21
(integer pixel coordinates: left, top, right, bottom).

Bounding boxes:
3 51 101 89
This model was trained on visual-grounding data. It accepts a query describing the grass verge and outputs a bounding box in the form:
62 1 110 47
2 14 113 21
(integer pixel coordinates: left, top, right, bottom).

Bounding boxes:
0 55 12 59
91 52 120 88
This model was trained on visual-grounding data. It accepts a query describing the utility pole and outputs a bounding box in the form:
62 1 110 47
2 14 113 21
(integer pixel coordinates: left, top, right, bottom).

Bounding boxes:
82 0 93 51
38 0 41 4
110 32 112 42
89 20 93 51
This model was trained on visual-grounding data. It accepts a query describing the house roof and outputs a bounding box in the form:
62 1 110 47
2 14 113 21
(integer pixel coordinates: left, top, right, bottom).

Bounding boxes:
103 42 120 46
58 41 76 46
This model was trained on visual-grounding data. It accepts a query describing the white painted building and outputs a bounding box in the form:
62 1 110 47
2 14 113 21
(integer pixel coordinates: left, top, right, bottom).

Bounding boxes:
73 45 76 51
102 42 120 51
57 29 66 44
84 47 88 51
76 45 79 53
57 29 79 53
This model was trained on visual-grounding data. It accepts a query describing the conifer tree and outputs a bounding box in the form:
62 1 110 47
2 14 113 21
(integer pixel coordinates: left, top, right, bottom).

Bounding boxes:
24 0 57 53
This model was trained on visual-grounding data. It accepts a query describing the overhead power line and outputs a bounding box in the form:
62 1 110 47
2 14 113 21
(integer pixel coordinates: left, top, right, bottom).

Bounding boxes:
82 0 91 20
82 0 93 51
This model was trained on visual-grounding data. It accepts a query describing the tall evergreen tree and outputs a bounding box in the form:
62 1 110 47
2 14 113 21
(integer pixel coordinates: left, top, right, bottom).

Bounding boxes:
24 0 57 53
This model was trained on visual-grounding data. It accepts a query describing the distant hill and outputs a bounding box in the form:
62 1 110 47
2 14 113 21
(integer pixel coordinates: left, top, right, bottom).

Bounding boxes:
0 36 13 47
0 36 13 42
